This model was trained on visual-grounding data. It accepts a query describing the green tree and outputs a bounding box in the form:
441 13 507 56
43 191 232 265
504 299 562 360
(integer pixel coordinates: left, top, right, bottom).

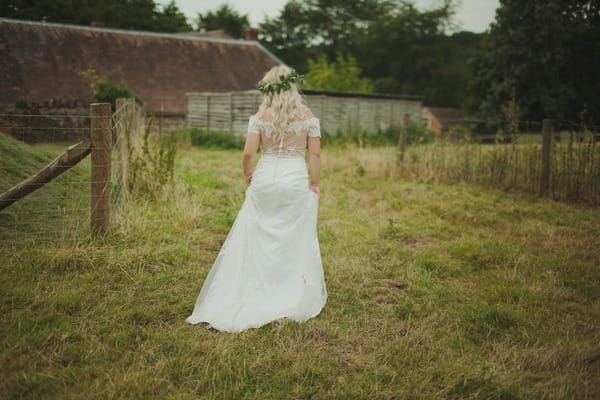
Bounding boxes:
0 0 192 32
196 4 249 38
468 0 600 124
259 1 317 71
302 0 396 58
154 1 192 32
259 0 394 71
305 53 374 92
353 1 456 102
260 0 467 106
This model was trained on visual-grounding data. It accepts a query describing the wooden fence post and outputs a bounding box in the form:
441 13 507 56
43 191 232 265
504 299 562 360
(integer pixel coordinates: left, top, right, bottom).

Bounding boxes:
90 103 112 235
206 95 211 132
115 98 129 203
539 118 553 196
397 113 410 163
229 92 234 134
159 100 163 135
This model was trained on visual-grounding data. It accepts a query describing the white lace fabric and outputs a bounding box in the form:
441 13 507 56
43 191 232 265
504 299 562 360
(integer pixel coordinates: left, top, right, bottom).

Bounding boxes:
247 115 321 158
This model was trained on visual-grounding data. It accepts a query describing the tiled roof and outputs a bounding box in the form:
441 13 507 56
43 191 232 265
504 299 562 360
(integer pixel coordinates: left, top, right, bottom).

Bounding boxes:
0 18 282 112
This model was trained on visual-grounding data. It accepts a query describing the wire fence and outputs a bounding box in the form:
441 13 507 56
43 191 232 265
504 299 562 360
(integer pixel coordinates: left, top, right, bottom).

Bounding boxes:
0 99 145 248
395 118 600 207
1 107 598 249
0 113 92 248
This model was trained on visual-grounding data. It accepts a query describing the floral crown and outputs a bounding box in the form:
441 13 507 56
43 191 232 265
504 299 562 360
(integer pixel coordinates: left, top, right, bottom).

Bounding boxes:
257 69 305 95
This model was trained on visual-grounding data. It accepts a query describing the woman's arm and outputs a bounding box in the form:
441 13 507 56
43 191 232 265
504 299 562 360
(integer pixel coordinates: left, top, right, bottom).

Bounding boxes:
307 136 321 196
242 133 261 185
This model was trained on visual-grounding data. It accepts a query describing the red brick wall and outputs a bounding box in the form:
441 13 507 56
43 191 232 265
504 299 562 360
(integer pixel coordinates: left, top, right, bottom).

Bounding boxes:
0 99 90 143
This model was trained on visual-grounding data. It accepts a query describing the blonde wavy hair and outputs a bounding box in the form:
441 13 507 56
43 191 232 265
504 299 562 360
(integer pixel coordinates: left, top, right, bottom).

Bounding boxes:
256 65 308 142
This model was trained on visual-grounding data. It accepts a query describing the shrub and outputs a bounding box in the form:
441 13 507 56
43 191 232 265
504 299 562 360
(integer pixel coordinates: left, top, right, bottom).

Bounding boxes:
78 68 142 110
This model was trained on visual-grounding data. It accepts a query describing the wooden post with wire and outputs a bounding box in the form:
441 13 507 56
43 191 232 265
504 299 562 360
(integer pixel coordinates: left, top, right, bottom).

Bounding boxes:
539 118 553 196
90 103 112 235
397 113 410 163
115 98 129 203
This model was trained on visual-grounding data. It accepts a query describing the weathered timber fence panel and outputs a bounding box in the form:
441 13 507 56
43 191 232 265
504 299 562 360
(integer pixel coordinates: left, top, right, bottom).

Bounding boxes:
186 90 423 136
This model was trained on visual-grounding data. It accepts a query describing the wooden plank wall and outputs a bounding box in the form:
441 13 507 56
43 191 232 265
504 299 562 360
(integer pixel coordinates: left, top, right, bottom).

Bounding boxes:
186 90 422 136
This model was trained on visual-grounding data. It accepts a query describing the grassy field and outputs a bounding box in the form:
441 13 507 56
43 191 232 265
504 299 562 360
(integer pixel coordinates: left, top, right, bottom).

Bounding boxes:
1 144 599 399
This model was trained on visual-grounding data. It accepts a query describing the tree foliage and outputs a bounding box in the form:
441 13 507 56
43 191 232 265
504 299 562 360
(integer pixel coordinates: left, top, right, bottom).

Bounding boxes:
259 0 395 71
259 1 321 72
353 1 460 103
0 0 192 32
304 53 374 93
259 0 472 106
468 0 600 124
196 4 249 39
78 68 141 110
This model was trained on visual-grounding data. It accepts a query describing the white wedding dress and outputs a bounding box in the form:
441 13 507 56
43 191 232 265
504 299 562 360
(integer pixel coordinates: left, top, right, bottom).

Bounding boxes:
185 112 327 332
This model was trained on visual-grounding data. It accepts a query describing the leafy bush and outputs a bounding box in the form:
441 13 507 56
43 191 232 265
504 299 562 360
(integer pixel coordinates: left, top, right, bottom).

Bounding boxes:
78 68 141 110
305 52 374 93
94 81 141 110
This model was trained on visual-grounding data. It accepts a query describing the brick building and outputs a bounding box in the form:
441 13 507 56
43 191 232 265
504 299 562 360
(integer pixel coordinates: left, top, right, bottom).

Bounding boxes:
0 18 281 140
421 107 466 137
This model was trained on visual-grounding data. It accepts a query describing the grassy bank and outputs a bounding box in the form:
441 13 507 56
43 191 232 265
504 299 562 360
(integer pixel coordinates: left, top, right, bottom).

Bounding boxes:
0 135 90 246
1 145 599 399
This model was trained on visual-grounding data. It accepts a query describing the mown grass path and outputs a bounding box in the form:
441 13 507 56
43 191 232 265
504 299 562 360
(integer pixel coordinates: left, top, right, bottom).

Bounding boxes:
1 147 599 399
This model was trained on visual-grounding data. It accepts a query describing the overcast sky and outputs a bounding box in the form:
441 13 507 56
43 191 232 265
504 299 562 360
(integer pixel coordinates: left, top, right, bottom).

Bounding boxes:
155 0 500 33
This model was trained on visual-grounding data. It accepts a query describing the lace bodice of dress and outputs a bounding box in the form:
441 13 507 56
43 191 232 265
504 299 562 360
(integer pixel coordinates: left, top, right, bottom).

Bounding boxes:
247 114 321 158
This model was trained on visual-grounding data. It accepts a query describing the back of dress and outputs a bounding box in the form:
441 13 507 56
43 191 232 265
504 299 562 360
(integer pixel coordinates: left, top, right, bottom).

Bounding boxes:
247 107 321 158
185 69 327 333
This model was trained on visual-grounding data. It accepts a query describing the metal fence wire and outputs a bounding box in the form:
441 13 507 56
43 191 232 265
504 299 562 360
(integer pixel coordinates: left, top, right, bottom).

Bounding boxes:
0 100 143 248
1 109 598 249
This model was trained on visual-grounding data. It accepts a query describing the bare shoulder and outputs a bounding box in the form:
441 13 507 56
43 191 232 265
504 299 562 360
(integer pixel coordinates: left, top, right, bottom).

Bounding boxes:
255 107 272 120
298 105 315 120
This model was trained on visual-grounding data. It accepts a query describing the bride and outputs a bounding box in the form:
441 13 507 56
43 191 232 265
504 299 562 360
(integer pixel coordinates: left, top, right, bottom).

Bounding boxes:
185 65 328 332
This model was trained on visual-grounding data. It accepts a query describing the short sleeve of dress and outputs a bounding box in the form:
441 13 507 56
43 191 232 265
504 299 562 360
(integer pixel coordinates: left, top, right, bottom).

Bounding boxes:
247 115 261 136
306 118 321 138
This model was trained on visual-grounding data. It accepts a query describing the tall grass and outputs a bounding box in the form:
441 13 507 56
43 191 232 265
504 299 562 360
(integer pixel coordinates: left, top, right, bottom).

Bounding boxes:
128 119 178 199
180 121 599 207
321 119 433 148
395 130 600 206
176 121 599 206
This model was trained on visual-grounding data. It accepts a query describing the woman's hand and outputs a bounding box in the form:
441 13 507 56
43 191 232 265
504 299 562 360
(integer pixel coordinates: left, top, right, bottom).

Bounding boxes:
309 184 320 198
245 173 252 186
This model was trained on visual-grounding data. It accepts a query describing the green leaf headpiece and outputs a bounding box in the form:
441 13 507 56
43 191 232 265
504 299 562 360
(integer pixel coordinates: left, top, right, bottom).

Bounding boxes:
257 69 305 95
